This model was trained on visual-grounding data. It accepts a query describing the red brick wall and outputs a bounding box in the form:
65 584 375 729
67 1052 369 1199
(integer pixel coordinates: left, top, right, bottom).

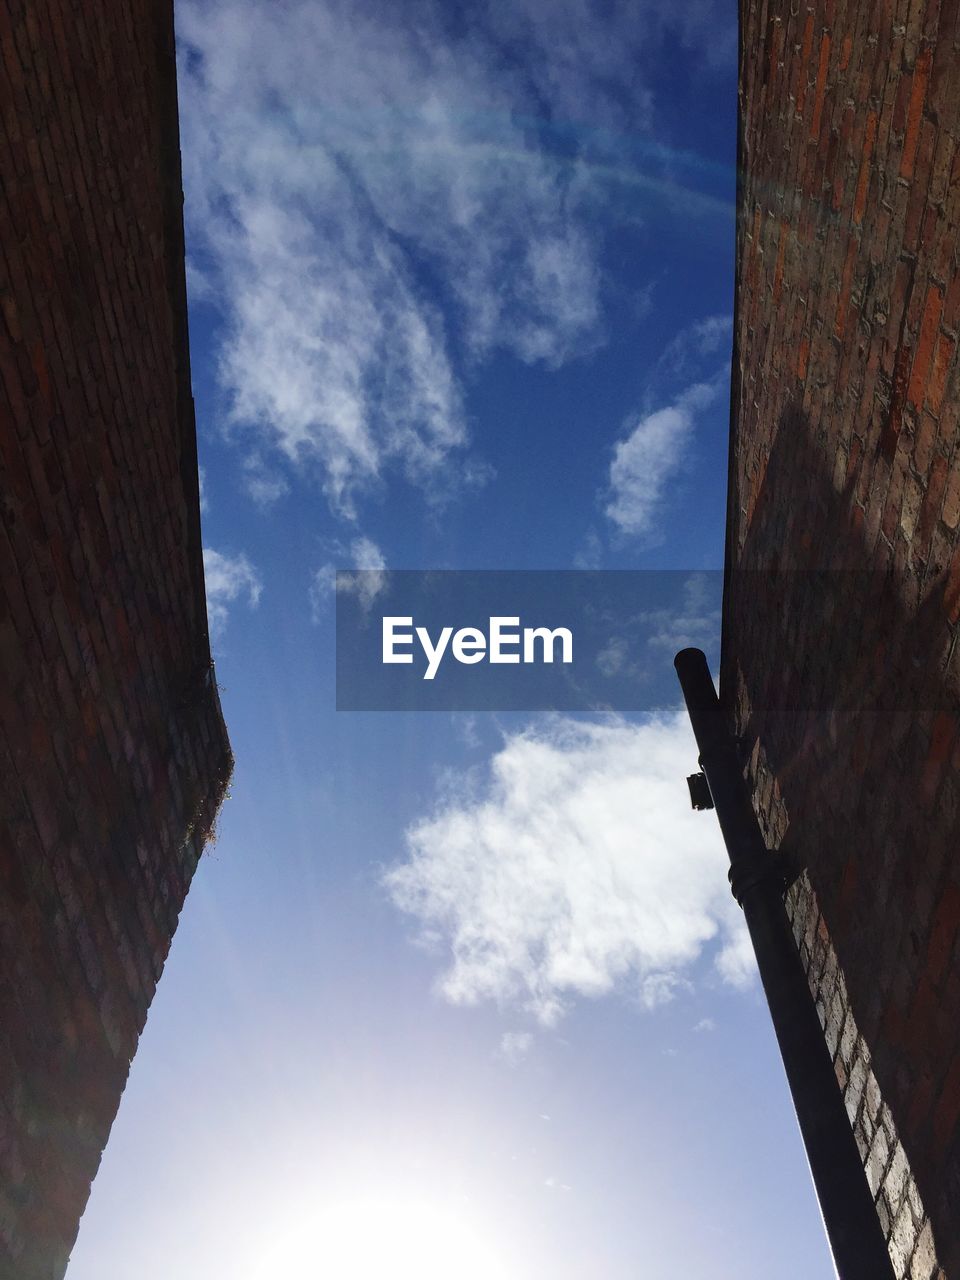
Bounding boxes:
0 3 231 1275
725 0 960 1274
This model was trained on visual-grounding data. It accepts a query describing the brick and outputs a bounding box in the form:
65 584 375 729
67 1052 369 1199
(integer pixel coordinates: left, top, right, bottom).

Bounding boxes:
811 33 832 140
796 13 816 116
918 450 949 546
932 1054 960 1154
927 333 955 414
889 1200 920 1278
883 1140 911 1217
0 3 232 1275
901 45 934 180
942 465 960 528
867 1124 891 1196
910 1220 938 1280
854 111 879 224
729 0 960 1271
908 286 945 409
923 882 960 987
912 412 939 477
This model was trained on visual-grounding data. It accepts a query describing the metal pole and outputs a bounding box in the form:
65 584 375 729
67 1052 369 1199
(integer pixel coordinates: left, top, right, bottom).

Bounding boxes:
674 647 894 1280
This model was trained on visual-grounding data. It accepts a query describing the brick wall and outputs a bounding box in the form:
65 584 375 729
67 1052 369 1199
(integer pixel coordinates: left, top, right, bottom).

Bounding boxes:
0 3 231 1276
724 0 960 1274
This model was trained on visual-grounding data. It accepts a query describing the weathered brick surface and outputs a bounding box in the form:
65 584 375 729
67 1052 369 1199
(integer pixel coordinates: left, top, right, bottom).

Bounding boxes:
725 0 960 1273
0 2 231 1276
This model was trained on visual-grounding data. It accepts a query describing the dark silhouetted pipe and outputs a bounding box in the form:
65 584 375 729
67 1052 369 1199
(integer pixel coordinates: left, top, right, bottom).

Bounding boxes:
674 647 894 1280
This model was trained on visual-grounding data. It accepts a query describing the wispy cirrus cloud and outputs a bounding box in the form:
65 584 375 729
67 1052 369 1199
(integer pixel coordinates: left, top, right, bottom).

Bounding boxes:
177 0 733 521
583 314 730 553
604 379 721 538
498 1030 534 1064
592 573 721 686
385 710 753 1027
641 572 721 653
656 312 732 380
309 535 388 619
203 547 263 637
177 1 606 517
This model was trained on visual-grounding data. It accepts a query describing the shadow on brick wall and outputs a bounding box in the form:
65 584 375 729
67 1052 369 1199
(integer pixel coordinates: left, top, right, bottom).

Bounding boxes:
725 397 960 1273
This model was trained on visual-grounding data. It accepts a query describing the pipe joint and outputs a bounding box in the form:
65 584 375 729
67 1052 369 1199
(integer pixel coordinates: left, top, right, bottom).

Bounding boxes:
727 850 789 906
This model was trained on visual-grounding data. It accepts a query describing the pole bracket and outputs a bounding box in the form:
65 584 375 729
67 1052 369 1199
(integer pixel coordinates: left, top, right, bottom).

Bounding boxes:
727 850 791 905
686 771 714 810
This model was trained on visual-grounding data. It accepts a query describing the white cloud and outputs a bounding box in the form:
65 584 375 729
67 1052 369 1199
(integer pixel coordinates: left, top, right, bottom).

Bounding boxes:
596 636 629 677
499 1031 534 1064
455 714 482 751
589 575 721 688
385 710 754 1026
640 572 721 655
605 380 720 538
640 971 692 1010
176 0 632 517
176 1 735 520
310 536 388 620
242 454 290 508
657 313 732 380
185 257 216 305
573 527 604 570
203 547 263 637
599 313 732 544
693 1017 716 1032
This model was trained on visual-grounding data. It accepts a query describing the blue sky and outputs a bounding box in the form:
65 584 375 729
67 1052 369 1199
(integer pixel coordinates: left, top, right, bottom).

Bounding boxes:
67 2 836 1276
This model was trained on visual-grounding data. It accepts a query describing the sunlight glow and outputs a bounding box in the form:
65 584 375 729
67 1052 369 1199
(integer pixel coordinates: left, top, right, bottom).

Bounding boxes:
251 1195 512 1279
